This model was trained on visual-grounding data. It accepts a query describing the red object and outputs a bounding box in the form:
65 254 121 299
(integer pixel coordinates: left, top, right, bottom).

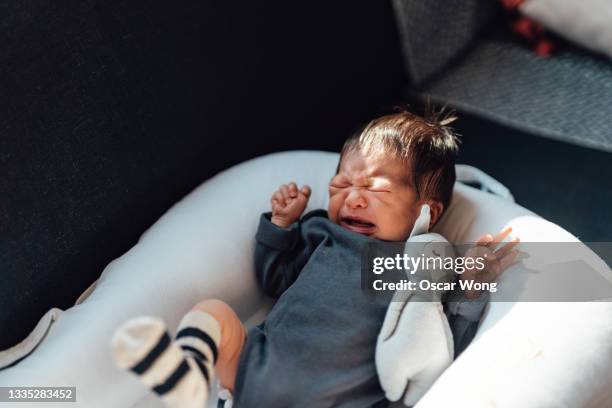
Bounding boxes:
501 0 524 8
500 0 557 57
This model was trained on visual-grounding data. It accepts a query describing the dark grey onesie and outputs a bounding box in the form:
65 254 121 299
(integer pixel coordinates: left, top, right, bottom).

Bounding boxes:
232 210 484 407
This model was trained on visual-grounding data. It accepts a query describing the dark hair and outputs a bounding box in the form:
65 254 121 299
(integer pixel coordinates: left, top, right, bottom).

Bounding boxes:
338 108 460 212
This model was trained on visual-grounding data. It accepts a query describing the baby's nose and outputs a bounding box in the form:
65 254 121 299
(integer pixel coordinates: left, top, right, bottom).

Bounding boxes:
345 189 367 208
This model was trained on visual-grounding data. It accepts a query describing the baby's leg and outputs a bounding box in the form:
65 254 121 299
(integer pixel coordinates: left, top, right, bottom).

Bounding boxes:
190 299 247 392
111 300 245 407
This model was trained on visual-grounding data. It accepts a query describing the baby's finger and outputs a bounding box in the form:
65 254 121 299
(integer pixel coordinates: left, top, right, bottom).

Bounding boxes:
272 191 285 207
493 227 513 244
495 237 520 259
476 234 494 247
271 199 282 213
484 227 512 250
496 249 520 278
280 184 290 202
301 185 311 198
288 182 298 198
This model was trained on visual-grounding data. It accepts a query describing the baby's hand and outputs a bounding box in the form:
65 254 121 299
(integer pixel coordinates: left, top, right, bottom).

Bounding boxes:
270 182 311 228
461 227 520 299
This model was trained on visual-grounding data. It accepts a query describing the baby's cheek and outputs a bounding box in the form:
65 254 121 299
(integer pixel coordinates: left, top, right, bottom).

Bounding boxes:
391 207 418 237
327 195 341 223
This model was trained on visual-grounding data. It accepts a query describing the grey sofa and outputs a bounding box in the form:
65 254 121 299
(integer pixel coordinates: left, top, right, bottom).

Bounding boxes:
393 0 612 153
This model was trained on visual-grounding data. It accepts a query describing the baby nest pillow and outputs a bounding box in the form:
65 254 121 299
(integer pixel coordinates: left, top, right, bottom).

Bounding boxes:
0 150 610 408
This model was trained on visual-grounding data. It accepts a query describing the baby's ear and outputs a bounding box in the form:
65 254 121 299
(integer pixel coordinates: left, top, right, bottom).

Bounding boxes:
427 201 444 228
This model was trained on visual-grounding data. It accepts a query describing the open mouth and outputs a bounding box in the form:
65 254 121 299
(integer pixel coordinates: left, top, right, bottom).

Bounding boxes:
340 216 376 235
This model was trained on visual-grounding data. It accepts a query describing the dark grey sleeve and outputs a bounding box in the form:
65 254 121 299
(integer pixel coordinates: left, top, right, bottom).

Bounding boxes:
254 213 313 299
444 288 489 357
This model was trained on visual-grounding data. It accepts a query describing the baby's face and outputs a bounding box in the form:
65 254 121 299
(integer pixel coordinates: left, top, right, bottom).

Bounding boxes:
328 149 423 241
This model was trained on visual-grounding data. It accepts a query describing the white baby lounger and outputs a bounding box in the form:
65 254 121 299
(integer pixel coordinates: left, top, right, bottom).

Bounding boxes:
1 151 611 408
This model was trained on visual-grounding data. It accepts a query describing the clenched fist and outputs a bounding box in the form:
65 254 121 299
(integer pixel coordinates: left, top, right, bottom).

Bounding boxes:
270 182 311 228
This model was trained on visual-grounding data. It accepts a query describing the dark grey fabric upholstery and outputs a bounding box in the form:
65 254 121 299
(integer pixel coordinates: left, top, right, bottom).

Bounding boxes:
419 36 612 152
393 1 612 152
0 0 405 351
391 0 499 86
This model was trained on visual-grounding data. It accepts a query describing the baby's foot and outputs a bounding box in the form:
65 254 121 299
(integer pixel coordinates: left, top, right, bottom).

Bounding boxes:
111 315 220 408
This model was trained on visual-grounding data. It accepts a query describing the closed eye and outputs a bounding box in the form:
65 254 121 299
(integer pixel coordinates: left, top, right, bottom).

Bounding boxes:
329 180 351 189
368 183 392 193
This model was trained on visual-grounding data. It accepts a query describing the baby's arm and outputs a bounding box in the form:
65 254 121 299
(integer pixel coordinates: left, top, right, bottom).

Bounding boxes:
444 291 487 357
254 182 312 299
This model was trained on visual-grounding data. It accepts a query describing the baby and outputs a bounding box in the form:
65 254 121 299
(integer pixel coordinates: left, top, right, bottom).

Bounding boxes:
111 110 519 407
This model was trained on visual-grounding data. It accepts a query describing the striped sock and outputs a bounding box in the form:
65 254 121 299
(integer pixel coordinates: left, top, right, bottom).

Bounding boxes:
175 311 221 390
111 315 220 408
